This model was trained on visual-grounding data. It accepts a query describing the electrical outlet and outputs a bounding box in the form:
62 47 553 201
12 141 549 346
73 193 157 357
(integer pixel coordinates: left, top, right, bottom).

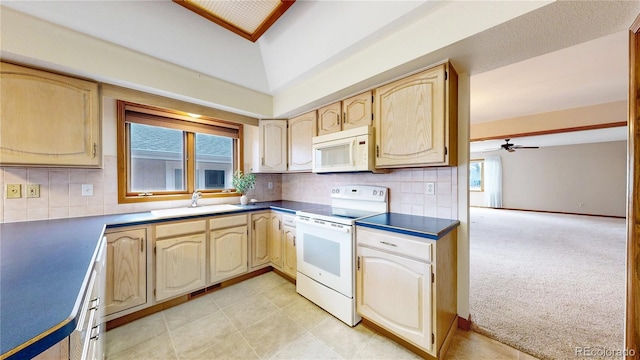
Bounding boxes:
6 184 21 199
82 184 93 197
268 182 273 190
426 182 435 195
26 184 40 198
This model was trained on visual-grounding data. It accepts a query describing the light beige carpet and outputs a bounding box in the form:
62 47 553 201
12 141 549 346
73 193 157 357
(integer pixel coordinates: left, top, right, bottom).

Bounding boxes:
469 207 626 360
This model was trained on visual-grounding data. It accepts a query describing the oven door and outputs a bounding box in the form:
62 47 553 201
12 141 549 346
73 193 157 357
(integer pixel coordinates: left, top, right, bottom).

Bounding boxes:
295 216 354 297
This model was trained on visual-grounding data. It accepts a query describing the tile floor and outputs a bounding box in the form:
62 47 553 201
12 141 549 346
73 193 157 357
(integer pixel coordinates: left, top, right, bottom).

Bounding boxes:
106 272 537 360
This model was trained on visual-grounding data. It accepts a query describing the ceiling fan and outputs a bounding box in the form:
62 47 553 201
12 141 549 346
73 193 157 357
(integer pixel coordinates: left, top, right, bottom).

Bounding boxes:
500 139 539 152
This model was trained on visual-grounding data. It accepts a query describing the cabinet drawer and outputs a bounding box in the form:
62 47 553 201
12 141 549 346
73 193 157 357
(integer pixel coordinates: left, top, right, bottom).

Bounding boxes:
282 214 296 227
209 214 247 229
156 220 206 238
356 227 432 262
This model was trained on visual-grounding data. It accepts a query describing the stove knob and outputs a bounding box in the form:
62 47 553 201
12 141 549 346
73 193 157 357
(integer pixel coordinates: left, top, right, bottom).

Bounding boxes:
373 190 378 196
336 188 340 194
380 191 384 196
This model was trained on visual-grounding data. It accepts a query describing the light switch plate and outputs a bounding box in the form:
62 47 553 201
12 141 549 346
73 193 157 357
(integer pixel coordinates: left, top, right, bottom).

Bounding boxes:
426 182 435 195
26 184 40 198
6 184 21 199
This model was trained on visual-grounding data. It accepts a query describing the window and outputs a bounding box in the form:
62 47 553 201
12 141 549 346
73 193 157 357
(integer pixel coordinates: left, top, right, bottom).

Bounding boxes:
470 159 484 192
117 101 242 203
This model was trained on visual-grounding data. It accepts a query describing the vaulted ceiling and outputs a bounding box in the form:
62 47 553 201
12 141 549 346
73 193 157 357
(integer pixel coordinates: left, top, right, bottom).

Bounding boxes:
1 0 638 128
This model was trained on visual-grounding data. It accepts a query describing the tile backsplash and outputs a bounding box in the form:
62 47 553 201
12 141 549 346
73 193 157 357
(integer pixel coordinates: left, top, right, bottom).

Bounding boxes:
1 159 457 223
282 167 458 220
0 156 281 223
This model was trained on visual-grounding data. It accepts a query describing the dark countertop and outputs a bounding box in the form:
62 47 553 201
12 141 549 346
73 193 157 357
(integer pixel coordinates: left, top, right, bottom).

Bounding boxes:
0 201 454 359
356 212 460 240
0 200 318 359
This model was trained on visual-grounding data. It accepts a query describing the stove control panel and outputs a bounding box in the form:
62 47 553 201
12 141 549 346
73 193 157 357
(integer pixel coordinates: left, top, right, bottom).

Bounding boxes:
330 185 388 202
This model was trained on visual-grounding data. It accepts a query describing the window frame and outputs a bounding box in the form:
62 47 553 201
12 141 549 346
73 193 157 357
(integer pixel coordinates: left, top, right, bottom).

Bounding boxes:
469 158 485 192
117 100 244 204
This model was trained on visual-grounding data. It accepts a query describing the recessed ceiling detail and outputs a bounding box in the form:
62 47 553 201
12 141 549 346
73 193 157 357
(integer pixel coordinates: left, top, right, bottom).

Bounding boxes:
173 0 295 42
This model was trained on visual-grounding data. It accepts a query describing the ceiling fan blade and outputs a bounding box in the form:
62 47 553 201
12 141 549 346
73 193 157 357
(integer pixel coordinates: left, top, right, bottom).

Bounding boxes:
512 145 539 149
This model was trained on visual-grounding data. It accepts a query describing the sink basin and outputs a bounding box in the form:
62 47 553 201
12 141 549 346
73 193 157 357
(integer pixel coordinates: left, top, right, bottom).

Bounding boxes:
151 204 241 218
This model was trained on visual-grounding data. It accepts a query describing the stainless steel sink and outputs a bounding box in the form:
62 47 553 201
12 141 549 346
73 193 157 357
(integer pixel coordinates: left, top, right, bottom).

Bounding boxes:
150 204 241 218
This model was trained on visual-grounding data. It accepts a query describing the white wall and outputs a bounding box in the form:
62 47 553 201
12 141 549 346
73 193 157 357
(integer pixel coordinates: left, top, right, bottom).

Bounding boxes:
470 140 627 217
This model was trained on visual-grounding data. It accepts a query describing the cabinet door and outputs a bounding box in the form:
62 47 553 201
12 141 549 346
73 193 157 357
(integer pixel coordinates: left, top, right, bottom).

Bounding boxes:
356 245 432 352
105 228 146 316
0 62 101 167
343 91 372 130
155 233 206 301
288 111 317 172
374 64 446 168
258 119 287 172
250 213 270 268
209 226 248 284
317 102 342 135
282 225 297 278
269 213 283 268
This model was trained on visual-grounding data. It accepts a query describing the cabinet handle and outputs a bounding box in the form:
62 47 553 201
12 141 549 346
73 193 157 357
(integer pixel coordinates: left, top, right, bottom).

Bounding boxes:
344 112 347 124
92 143 97 158
261 157 265 166
89 297 100 310
140 238 144 252
90 325 100 341
376 145 380 157
279 220 281 231
293 236 296 247
380 241 397 247
357 256 361 270
336 114 340 126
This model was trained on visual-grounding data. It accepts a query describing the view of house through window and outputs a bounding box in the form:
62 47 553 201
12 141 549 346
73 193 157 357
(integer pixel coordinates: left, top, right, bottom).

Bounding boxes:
469 159 484 192
118 101 242 203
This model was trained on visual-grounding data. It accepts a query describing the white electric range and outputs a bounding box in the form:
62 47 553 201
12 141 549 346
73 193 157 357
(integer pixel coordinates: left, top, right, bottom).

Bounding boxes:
295 185 389 326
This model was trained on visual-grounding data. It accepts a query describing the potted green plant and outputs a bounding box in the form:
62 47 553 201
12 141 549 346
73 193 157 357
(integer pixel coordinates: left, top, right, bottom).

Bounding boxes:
232 170 256 205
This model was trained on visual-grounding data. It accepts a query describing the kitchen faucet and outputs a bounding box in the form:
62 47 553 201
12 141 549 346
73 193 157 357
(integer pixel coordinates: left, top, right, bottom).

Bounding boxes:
191 191 202 207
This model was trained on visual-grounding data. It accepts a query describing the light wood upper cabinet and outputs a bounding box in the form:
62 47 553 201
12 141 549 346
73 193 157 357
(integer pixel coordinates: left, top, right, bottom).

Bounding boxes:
269 212 283 269
342 91 372 130
282 224 297 278
250 212 271 268
317 102 342 135
105 228 147 316
0 62 101 167
288 111 317 172
317 91 372 136
374 63 457 168
155 220 206 301
258 119 287 172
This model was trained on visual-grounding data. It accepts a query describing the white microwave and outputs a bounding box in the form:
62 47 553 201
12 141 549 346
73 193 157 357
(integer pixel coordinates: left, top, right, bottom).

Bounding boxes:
312 126 384 173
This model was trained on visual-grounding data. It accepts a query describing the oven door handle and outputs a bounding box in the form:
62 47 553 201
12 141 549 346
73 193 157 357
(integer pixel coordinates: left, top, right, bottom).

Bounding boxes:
295 216 351 233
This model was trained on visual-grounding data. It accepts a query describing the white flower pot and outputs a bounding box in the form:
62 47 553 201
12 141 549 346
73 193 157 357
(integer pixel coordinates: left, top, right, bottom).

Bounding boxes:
240 195 249 205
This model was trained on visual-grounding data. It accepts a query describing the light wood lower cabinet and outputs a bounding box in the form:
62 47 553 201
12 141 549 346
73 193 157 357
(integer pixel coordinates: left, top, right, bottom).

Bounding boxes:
357 246 432 349
209 215 249 284
269 212 283 269
155 220 206 301
250 212 271 268
282 224 297 278
356 226 457 358
105 228 147 316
